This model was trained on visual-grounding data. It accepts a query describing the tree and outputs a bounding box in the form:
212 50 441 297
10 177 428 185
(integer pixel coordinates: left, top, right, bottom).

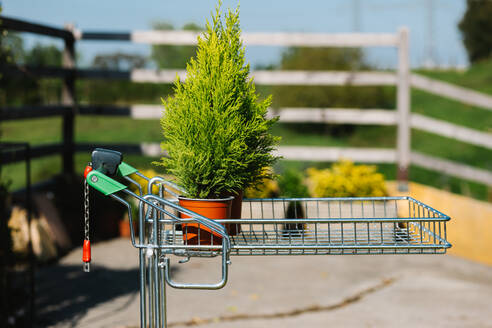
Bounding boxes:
272 47 392 109
92 52 146 70
150 22 202 68
459 0 492 63
270 47 393 136
87 52 167 104
0 28 41 106
24 43 61 66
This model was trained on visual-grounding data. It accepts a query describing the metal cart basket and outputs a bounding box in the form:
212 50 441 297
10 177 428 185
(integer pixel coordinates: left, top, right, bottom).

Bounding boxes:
82 149 451 328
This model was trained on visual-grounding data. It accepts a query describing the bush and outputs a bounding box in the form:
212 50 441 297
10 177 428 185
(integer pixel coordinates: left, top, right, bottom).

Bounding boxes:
244 168 279 198
306 160 387 197
270 47 394 137
278 169 309 198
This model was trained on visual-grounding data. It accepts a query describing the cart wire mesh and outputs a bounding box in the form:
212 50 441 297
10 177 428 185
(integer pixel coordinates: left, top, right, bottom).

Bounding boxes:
138 196 450 257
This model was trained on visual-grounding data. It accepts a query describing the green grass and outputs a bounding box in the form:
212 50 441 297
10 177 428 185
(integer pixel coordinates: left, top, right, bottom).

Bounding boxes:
416 59 492 96
0 153 163 190
3 115 489 199
2 155 62 190
411 89 491 132
75 116 162 143
2 117 63 145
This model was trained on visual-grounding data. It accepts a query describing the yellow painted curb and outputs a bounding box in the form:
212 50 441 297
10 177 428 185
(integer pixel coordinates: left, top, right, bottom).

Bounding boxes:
387 181 492 266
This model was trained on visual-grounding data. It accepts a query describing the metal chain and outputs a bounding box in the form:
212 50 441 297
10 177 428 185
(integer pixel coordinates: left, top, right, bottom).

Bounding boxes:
84 176 90 241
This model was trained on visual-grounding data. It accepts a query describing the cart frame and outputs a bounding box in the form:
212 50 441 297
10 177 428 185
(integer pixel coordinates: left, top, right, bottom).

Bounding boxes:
84 153 451 328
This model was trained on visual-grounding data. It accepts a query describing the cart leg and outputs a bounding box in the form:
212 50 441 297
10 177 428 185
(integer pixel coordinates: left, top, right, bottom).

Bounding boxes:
139 249 147 328
159 256 167 328
153 252 160 327
138 202 147 328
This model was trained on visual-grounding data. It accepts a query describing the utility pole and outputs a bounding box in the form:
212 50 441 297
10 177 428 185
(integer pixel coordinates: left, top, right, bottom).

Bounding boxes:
352 0 361 32
424 0 436 68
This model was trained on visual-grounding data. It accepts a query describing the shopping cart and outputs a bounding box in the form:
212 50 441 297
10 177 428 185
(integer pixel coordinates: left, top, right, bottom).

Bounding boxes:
82 148 451 328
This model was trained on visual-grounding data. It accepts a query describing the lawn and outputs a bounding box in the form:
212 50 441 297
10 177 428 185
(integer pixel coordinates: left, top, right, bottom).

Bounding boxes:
416 59 492 96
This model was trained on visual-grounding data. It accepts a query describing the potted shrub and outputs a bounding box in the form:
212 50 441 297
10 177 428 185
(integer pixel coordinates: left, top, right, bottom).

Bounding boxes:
157 2 279 244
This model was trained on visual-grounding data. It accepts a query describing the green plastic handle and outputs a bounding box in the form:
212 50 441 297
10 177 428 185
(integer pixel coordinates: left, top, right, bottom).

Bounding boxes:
117 162 138 177
87 170 126 196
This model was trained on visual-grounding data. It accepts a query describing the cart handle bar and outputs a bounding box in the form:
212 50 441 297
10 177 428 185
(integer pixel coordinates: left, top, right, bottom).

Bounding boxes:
109 191 231 289
161 244 229 290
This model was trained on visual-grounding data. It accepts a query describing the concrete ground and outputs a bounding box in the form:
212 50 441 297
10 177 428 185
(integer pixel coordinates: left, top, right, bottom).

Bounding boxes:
36 238 492 328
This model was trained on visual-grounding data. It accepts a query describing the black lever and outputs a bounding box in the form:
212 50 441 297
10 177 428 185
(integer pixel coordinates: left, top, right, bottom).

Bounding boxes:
91 148 123 176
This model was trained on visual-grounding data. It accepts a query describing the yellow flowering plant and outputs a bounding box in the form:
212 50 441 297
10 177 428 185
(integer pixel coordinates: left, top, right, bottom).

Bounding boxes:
128 169 181 197
306 160 387 198
244 167 279 198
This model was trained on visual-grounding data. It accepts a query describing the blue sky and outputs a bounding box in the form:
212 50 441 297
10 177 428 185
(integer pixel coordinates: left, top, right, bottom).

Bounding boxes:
2 0 468 69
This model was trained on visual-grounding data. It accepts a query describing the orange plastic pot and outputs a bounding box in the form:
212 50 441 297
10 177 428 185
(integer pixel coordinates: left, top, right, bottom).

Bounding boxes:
179 196 233 245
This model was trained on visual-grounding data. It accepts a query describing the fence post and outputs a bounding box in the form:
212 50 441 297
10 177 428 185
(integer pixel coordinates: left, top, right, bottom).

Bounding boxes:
62 24 76 175
396 27 410 191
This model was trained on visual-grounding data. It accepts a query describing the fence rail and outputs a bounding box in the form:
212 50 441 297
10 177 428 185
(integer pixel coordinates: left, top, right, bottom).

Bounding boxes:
0 16 73 40
5 105 490 150
410 114 492 149
80 30 399 47
411 74 492 111
2 15 491 188
1 144 63 165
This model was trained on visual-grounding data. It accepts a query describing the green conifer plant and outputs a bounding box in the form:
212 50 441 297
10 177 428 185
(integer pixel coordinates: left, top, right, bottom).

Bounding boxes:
158 2 280 199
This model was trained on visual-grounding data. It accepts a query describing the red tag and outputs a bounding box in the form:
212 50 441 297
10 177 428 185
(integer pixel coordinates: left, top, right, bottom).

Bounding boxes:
84 165 93 179
82 240 91 263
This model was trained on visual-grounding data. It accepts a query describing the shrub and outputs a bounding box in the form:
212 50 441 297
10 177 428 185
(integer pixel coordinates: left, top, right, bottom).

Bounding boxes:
158 2 279 199
244 168 279 198
278 169 309 198
306 160 387 197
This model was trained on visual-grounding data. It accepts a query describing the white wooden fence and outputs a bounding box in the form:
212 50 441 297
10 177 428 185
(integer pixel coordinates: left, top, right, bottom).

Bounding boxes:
3 15 490 187
77 27 492 186
79 27 414 186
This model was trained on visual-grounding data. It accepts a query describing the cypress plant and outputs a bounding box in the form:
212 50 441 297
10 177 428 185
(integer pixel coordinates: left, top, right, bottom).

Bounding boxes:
158 2 280 199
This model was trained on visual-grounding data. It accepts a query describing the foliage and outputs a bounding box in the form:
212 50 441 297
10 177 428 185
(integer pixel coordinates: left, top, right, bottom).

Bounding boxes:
270 47 394 125
127 169 181 197
306 160 387 197
151 22 202 68
244 168 279 198
0 29 36 106
277 169 309 198
24 43 61 66
92 52 146 70
416 60 492 97
0 35 63 106
459 0 492 63
77 81 173 105
0 30 24 67
158 2 280 199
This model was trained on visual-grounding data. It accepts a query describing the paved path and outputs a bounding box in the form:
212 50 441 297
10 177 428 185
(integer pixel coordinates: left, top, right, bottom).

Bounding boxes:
37 238 492 328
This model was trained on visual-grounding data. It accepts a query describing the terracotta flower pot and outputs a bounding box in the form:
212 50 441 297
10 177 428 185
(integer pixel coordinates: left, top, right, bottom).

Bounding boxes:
179 196 233 245
119 219 137 238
